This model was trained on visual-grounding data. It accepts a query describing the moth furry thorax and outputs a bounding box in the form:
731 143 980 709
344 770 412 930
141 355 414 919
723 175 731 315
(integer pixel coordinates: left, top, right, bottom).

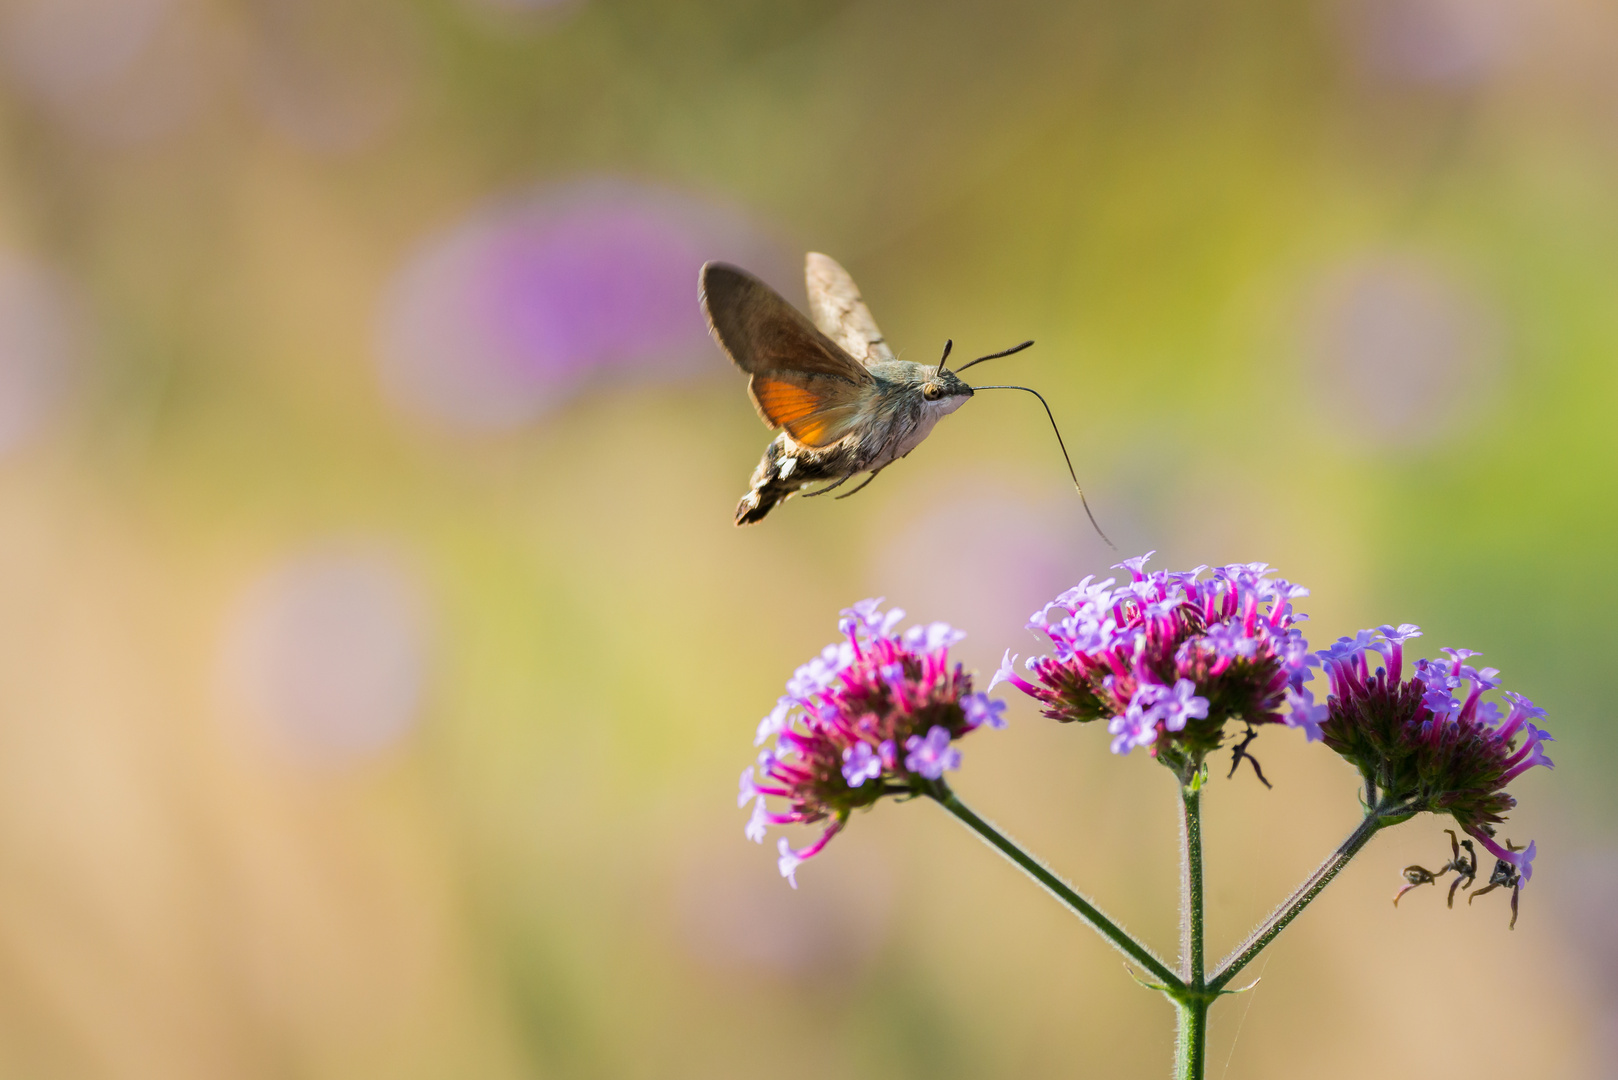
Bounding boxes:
864 362 974 461
700 253 977 526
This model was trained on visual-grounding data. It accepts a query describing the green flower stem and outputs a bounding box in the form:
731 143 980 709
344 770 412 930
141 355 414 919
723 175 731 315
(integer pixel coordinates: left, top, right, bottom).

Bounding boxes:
1174 996 1208 1080
1208 799 1413 992
1179 783 1205 988
929 784 1183 992
1176 781 1207 1080
1171 780 1210 1075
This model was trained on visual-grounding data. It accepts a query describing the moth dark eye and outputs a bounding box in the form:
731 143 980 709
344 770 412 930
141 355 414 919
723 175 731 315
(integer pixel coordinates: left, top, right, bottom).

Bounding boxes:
923 384 942 401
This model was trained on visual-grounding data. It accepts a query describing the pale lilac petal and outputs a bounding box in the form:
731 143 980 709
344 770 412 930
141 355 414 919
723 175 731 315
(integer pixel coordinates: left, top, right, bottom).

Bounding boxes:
1284 685 1328 742
745 797 769 843
988 649 1018 693
841 741 882 787
962 692 1008 730
903 725 961 779
777 837 803 888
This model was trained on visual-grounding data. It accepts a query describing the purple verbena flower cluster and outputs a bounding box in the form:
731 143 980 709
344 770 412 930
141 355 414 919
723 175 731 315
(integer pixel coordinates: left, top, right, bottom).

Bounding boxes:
739 599 1006 886
1318 625 1552 885
994 553 1320 774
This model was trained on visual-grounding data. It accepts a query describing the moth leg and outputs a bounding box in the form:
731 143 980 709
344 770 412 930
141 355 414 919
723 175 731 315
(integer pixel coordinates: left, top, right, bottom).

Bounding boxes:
834 467 885 500
802 475 853 498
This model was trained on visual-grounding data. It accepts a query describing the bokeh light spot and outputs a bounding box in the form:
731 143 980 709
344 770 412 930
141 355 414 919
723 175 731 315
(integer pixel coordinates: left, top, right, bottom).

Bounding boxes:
375 180 777 433
1333 0 1525 88
0 252 81 456
462 0 579 12
248 0 415 156
0 0 170 102
672 838 891 983
868 487 1108 669
0 0 213 144
1303 254 1501 447
220 548 430 764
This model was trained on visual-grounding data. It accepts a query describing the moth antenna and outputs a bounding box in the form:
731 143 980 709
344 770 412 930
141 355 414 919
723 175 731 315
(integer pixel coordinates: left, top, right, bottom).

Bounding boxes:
969 383 1115 549
954 339 1034 374
936 339 954 375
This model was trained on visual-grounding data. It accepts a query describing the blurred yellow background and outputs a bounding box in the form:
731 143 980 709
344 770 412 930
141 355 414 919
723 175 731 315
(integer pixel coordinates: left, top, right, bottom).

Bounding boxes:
0 0 1609 1076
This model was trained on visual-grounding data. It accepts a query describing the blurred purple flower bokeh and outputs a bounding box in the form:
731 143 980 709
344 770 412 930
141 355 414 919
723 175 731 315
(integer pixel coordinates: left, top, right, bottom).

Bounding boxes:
377 179 780 432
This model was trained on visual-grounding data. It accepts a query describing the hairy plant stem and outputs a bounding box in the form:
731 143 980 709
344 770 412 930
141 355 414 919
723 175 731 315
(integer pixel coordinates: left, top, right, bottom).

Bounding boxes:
1208 797 1415 992
928 784 1183 991
1179 782 1205 986
1174 997 1209 1080
1175 779 1207 1079
935 780 1415 1079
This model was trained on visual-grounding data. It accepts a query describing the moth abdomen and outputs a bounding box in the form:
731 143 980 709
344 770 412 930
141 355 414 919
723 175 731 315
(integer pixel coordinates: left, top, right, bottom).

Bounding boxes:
734 435 854 526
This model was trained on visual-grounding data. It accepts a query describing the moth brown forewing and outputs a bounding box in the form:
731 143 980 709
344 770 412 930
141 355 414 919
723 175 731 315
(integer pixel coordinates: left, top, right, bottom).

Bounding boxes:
700 253 1111 544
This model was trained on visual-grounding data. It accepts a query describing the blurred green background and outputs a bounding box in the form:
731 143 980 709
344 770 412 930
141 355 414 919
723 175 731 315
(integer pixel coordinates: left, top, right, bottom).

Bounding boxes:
0 0 1610 1076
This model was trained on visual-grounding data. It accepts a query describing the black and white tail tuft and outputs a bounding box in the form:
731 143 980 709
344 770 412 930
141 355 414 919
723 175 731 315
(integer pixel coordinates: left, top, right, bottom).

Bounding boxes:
735 438 796 526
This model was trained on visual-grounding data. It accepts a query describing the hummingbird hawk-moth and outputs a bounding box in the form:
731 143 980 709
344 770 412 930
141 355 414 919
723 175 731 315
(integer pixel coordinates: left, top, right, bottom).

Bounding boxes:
700 252 1111 542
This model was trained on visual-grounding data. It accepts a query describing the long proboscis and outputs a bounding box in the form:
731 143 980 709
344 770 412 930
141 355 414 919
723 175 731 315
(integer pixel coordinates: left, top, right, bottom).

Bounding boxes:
969 383 1115 549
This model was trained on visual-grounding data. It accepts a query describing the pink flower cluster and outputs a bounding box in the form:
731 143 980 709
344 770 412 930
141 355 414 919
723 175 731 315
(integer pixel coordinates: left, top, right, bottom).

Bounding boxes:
1318 626 1551 885
739 599 1005 886
994 554 1320 768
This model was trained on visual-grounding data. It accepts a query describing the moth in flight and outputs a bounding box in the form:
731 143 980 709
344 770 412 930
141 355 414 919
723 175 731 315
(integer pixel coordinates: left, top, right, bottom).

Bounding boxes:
700 253 1109 543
